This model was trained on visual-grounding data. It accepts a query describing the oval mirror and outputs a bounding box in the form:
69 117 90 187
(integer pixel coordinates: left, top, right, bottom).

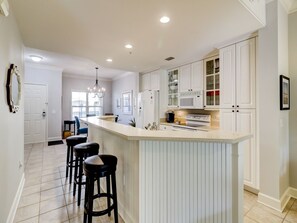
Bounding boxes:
6 64 21 113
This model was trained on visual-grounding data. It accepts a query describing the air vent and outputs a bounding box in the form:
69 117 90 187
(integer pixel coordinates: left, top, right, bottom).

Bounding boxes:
165 57 175 61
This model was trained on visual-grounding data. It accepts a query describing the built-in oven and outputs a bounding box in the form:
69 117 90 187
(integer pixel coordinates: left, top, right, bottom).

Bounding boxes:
179 90 203 109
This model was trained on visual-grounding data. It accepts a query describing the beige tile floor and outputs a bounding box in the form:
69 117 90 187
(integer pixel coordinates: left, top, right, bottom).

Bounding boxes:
14 142 297 223
14 142 124 223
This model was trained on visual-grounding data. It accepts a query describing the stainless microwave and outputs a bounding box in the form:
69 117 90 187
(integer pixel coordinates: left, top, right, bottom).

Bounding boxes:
179 90 203 109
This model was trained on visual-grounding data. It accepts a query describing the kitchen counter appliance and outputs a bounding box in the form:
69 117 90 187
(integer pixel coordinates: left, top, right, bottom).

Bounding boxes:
166 111 175 123
179 90 203 109
185 114 211 127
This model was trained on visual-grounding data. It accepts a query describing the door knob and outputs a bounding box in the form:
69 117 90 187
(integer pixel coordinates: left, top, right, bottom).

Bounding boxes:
42 111 46 117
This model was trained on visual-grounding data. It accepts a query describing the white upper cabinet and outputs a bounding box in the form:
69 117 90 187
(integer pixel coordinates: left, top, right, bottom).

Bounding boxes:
179 64 192 92
191 61 204 91
140 70 160 92
179 61 203 93
236 38 256 108
220 45 236 108
204 56 220 109
220 38 256 109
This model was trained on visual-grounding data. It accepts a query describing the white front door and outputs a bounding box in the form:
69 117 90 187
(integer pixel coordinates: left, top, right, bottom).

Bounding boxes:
24 84 47 144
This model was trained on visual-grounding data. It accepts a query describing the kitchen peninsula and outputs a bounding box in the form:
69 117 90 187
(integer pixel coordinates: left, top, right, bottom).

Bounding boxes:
83 116 251 223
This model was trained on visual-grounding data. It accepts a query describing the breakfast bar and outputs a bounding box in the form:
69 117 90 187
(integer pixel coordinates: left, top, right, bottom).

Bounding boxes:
82 117 251 223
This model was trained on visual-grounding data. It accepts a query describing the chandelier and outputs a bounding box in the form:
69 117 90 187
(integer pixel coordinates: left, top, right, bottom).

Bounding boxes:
87 67 105 98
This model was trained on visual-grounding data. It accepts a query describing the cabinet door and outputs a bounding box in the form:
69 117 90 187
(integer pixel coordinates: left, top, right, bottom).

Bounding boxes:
236 109 257 188
179 64 191 92
204 56 220 108
191 61 203 91
150 71 160 90
141 73 151 91
220 44 236 109
236 38 256 109
220 109 236 132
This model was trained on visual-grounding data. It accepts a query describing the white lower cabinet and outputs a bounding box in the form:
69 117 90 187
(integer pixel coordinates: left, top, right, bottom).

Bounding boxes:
220 109 258 189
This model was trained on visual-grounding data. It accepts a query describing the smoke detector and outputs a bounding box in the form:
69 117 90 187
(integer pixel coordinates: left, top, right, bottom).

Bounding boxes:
0 0 9 17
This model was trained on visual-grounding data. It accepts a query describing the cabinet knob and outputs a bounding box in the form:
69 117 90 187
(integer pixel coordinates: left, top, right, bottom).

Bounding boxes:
237 105 239 108
237 110 239 112
232 110 234 112
232 105 234 108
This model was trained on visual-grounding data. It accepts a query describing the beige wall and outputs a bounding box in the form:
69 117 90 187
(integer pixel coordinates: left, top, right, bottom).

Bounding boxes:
112 72 138 125
62 75 113 122
0 11 24 223
289 11 297 188
258 0 290 204
25 63 63 141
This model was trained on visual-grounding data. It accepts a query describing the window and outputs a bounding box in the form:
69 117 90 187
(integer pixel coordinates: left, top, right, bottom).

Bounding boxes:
71 91 103 118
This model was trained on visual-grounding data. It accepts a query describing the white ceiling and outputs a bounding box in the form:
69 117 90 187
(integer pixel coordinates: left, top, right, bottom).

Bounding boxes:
11 0 265 79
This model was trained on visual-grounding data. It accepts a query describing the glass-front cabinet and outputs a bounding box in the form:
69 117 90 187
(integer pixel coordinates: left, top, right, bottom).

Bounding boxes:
167 69 179 107
204 56 220 108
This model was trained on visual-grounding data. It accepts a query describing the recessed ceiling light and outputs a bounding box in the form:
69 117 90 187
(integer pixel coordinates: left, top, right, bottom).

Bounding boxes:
160 16 170 24
125 44 133 49
30 55 43 62
106 58 113 62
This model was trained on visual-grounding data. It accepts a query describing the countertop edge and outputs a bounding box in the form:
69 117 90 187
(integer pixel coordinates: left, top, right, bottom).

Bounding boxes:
82 117 251 144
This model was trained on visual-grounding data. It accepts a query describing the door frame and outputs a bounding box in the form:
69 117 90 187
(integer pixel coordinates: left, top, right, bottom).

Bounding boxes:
24 83 48 144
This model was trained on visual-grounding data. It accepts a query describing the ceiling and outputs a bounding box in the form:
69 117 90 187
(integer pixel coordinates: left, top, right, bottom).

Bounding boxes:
11 0 265 79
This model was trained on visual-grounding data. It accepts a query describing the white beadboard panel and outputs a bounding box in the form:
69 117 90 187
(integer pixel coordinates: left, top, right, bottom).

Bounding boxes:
89 125 139 223
139 141 243 223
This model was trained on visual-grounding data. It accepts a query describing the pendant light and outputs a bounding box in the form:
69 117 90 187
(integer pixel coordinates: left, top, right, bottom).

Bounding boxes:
87 67 105 98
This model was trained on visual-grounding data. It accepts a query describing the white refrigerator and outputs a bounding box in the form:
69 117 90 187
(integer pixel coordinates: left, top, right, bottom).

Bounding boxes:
136 90 159 129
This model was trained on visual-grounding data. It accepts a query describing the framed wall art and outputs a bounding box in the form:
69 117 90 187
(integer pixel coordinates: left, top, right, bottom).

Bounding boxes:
280 75 290 110
122 91 133 115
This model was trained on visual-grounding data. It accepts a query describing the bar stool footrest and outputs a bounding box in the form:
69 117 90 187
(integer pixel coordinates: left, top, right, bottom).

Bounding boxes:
84 193 115 217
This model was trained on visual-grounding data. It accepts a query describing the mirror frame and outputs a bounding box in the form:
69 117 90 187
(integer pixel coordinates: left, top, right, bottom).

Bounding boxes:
6 64 21 113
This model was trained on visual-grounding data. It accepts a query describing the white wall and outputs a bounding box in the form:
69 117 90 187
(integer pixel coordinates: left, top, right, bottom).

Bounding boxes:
62 75 112 122
258 0 290 209
24 63 62 141
289 11 297 188
0 11 24 223
277 0 289 197
112 72 138 125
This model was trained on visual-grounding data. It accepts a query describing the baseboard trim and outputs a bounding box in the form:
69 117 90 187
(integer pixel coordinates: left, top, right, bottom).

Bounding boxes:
100 185 135 223
244 185 259 195
289 187 297 199
48 136 62 142
6 174 25 223
118 199 135 223
258 187 292 212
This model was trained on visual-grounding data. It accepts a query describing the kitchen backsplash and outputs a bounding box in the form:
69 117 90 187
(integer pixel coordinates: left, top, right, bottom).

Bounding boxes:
163 109 220 127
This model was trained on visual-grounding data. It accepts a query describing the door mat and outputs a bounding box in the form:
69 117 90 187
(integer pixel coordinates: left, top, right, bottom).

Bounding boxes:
48 140 64 146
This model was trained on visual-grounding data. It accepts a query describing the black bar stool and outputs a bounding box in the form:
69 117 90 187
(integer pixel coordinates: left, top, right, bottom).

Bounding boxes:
83 155 118 223
65 135 87 184
73 142 99 206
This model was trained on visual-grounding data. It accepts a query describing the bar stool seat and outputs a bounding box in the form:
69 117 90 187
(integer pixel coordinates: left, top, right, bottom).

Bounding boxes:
65 135 87 184
83 155 118 223
73 142 99 206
